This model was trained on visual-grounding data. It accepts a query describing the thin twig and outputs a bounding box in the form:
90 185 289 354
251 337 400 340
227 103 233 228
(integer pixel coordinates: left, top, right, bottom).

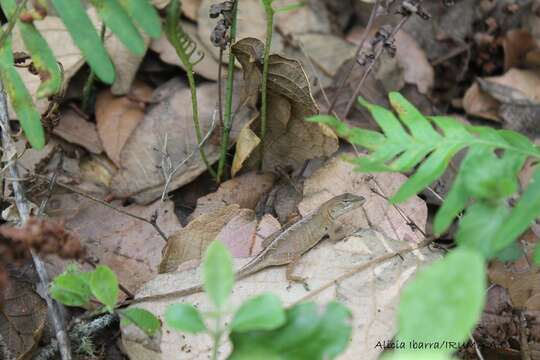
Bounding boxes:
292 236 434 305
469 334 485 360
0 83 72 359
327 0 382 114
33 174 169 242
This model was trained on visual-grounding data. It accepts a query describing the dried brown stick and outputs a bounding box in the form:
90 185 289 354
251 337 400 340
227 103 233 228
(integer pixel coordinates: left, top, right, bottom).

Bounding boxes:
0 83 72 359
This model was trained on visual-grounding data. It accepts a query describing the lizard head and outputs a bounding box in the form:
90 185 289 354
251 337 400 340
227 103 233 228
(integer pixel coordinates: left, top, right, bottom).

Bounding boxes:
325 193 366 220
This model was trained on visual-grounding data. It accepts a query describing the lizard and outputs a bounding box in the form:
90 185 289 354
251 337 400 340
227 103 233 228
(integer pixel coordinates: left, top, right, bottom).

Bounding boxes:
129 193 365 305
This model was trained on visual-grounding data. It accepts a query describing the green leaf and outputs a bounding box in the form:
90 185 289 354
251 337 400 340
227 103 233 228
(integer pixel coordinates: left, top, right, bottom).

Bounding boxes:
90 265 119 311
231 294 286 332
358 96 411 143
494 242 523 263
165 303 206 333
117 0 161 38
89 0 145 55
0 0 62 98
50 273 92 307
534 243 540 266
389 92 441 143
492 167 540 253
433 173 467 235
51 0 115 83
120 308 161 336
0 36 45 149
397 248 486 354
455 202 510 258
391 144 464 203
203 240 234 309
229 302 352 360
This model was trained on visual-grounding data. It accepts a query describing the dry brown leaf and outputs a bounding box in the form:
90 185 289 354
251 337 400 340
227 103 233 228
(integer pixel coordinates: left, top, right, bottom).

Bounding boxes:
111 76 257 204
150 21 223 80
275 0 332 36
53 109 103 154
394 31 434 94
188 171 276 221
123 230 440 360
489 261 540 311
299 156 427 243
95 82 153 166
503 29 538 71
231 126 261 176
47 195 182 292
197 0 284 63
0 276 47 359
231 38 339 174
463 69 540 121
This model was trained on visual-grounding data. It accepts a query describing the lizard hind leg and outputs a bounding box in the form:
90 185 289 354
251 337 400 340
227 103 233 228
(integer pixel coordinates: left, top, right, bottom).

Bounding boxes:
286 255 310 291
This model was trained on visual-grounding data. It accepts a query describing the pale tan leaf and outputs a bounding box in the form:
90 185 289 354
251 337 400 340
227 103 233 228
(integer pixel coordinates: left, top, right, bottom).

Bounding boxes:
53 109 103 154
231 126 261 176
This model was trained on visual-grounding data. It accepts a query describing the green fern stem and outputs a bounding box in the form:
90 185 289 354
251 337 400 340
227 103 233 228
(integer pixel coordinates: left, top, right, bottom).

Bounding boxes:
259 1 274 170
216 0 239 182
166 0 217 179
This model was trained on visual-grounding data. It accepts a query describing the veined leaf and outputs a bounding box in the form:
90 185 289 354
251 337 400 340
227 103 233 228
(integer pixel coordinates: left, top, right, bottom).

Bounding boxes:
89 0 145 55
51 0 115 83
389 92 441 143
357 96 411 143
117 0 161 39
0 36 45 149
0 0 62 98
492 167 540 253
391 144 464 203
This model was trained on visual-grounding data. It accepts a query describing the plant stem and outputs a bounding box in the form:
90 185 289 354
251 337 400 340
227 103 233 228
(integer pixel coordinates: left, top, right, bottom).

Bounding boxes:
210 317 223 360
258 3 274 171
216 0 239 182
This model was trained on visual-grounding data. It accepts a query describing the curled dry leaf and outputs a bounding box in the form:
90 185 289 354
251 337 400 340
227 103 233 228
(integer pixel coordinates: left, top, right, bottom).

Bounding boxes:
299 156 427 244
150 21 223 81
188 171 276 221
463 69 540 121
124 230 440 359
231 37 339 175
111 76 257 204
53 109 103 154
95 81 153 166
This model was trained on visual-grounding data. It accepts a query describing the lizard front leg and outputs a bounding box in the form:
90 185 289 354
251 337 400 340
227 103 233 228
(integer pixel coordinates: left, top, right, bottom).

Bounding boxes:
286 255 310 291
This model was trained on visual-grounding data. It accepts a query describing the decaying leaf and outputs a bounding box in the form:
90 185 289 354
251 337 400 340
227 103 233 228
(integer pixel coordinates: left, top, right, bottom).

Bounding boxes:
111 76 257 204
123 230 440 359
502 29 538 71
47 196 182 292
53 109 103 154
95 82 153 166
231 37 339 174
188 171 275 221
150 21 223 81
299 156 427 244
160 204 279 273
0 275 48 359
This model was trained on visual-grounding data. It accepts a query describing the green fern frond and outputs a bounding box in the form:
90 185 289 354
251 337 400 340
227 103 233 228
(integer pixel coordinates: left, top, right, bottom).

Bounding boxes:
308 92 540 258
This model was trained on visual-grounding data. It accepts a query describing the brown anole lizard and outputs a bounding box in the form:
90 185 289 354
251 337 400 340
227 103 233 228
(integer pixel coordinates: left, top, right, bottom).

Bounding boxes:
130 193 365 305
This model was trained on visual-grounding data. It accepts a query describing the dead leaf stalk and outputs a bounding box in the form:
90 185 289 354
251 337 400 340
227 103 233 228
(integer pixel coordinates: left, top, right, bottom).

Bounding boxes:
0 82 73 359
216 0 239 182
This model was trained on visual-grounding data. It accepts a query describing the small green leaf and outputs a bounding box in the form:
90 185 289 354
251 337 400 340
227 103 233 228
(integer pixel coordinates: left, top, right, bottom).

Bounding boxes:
232 293 286 332
358 96 411 143
397 248 486 353
389 92 442 143
203 240 234 309
117 0 161 38
492 167 540 253
89 0 146 55
456 202 509 258
90 265 119 311
534 244 540 266
0 36 45 149
120 308 161 336
51 0 115 83
494 242 523 263
165 303 206 333
50 273 92 307
391 144 464 203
